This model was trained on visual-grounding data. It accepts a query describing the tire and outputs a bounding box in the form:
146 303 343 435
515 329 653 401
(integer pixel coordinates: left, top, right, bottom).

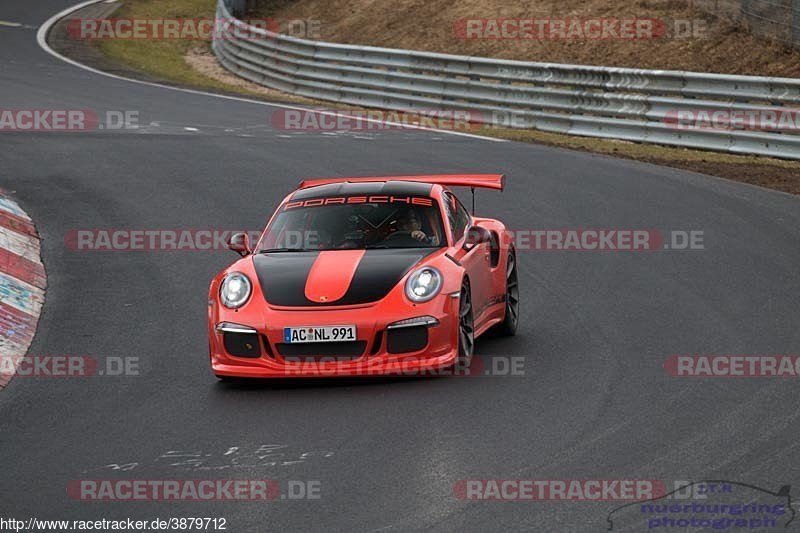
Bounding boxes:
457 279 475 368
494 250 519 336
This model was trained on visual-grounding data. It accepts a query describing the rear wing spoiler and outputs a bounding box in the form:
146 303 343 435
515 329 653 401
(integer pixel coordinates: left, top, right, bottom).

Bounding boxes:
298 174 505 191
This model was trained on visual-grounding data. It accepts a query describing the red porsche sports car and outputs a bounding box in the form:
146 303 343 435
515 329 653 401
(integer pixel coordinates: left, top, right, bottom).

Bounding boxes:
208 174 518 378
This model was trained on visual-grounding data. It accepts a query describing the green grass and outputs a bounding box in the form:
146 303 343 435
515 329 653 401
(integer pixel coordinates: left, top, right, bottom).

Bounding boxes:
97 0 239 91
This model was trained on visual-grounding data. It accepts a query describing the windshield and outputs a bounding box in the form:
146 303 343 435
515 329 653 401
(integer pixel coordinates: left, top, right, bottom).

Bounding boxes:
257 196 446 251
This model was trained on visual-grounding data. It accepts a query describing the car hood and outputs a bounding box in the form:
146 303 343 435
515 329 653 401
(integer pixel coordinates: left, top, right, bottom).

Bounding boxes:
252 248 437 307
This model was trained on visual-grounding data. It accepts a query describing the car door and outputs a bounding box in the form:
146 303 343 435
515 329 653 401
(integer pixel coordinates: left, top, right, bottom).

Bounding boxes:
444 191 490 321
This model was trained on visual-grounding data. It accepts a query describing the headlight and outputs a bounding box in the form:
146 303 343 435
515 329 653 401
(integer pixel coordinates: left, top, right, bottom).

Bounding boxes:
405 267 442 303
220 272 252 309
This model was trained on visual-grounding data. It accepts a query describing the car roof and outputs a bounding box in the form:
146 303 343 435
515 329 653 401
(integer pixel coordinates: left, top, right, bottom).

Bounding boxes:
290 180 434 200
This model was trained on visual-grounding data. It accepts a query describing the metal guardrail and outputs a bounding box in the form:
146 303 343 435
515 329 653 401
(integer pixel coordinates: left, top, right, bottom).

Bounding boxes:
213 0 800 159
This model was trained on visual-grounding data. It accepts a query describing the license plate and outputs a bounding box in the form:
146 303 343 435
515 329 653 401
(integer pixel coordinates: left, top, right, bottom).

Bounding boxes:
283 325 356 344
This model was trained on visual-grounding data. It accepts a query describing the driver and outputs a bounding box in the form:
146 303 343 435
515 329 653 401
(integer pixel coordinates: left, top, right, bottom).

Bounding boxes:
397 209 436 244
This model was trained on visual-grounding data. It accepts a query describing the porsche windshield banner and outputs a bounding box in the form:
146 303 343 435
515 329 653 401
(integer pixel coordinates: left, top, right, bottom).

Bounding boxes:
283 196 434 210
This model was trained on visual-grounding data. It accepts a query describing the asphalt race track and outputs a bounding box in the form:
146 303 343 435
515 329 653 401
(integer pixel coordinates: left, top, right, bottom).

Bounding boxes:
1 1 800 531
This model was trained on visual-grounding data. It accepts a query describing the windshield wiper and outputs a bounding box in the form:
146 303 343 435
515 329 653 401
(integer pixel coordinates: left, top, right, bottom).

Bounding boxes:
258 248 313 253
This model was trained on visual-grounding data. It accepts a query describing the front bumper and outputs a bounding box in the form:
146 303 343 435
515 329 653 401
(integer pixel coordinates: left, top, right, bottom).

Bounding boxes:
209 294 460 378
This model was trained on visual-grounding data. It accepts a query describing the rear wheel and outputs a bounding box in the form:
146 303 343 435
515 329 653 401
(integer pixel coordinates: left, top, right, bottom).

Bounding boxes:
494 250 519 336
457 280 475 368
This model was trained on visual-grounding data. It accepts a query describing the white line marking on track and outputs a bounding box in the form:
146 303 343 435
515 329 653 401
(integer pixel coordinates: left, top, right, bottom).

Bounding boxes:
36 0 505 144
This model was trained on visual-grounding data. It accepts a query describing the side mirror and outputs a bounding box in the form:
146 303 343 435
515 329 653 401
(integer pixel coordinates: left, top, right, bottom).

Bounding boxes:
227 232 251 257
463 225 491 251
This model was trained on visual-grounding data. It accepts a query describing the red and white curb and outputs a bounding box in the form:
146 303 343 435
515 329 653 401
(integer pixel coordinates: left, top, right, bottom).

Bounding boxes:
0 192 45 389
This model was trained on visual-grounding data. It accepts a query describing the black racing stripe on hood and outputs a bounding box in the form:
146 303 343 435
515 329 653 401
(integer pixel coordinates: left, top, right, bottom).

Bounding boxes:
252 249 436 307
253 252 319 307
337 248 435 305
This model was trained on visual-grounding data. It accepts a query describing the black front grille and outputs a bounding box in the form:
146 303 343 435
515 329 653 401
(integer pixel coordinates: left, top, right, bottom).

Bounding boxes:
276 341 367 362
223 332 261 358
386 325 428 354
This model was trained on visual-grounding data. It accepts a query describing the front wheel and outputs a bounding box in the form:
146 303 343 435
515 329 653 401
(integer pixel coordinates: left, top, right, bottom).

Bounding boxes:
457 280 475 368
494 250 519 336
